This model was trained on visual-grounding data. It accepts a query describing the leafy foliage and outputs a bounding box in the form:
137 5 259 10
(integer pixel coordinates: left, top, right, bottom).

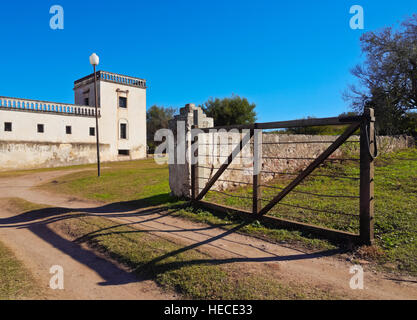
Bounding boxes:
344 14 417 136
200 96 257 126
146 105 177 153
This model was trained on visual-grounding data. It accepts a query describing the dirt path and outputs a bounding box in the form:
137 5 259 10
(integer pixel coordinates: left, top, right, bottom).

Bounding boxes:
0 170 176 300
0 170 416 300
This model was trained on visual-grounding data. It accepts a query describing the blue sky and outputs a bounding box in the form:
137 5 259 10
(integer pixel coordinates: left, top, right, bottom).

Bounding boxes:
0 0 416 122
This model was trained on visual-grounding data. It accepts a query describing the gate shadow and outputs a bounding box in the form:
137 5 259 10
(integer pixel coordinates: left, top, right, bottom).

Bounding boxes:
0 195 345 286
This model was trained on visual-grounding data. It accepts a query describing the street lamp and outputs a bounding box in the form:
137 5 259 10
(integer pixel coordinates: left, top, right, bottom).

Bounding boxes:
89 53 101 177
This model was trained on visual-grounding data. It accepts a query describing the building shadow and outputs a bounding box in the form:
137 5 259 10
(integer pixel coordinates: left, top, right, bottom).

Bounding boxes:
0 193 180 228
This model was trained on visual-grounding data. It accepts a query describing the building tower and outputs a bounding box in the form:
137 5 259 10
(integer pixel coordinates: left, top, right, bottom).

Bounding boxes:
73 71 147 159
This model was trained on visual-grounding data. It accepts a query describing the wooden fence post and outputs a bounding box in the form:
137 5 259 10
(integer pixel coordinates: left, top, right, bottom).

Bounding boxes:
252 126 262 214
360 108 375 245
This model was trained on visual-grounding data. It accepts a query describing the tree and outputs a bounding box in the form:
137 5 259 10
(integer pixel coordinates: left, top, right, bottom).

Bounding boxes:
200 95 257 126
344 14 417 136
146 105 177 152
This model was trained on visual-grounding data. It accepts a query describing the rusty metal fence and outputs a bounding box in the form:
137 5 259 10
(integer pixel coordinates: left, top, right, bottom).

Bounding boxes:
190 108 376 245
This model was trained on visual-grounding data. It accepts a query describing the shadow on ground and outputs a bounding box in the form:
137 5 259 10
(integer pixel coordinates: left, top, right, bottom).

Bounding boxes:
0 194 344 286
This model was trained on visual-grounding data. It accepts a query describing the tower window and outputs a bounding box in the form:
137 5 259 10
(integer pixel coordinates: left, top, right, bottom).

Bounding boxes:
84 98 89 106
119 97 127 108
4 122 12 132
120 123 127 139
89 127 95 136
37 124 44 133
66 126 72 134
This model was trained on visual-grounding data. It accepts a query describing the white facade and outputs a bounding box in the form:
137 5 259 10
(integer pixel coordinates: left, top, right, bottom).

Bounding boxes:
0 71 147 170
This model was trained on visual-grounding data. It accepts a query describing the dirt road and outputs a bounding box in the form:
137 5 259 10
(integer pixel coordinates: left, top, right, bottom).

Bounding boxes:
0 170 416 300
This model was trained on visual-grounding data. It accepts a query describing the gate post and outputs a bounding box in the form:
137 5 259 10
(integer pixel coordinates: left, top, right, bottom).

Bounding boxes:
191 126 199 201
252 126 262 214
359 108 375 245
168 104 213 199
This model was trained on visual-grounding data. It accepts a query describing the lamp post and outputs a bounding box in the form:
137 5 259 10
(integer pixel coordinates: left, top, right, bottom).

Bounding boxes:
89 53 101 177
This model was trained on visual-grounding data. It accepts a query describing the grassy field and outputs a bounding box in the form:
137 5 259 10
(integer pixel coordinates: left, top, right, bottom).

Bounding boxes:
204 149 417 275
0 241 38 299
37 149 417 276
0 162 99 178
40 158 175 205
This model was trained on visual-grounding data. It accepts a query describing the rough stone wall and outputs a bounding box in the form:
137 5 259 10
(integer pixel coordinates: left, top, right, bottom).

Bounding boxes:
168 106 415 197
196 133 415 191
0 141 111 170
196 130 253 192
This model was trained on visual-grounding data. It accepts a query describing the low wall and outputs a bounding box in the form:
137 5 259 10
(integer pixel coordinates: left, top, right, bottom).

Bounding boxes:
193 133 415 193
0 141 112 170
167 105 415 198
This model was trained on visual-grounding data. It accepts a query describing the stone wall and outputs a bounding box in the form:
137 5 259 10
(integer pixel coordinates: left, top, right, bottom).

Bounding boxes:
0 141 111 170
196 133 415 192
168 107 415 198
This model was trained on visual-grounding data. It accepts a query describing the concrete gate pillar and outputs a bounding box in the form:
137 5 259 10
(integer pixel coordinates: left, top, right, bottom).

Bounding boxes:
168 103 213 198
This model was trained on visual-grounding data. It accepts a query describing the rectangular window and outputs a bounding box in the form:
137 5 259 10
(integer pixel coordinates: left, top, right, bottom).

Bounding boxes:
66 126 72 134
4 122 12 132
118 149 130 156
84 98 89 106
119 97 127 108
37 124 44 133
89 127 95 136
120 123 127 139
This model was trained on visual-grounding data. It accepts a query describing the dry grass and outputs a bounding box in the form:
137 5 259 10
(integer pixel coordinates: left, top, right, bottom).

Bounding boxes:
0 241 39 300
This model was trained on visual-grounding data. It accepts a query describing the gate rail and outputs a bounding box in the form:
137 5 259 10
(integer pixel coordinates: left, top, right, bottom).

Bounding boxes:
191 108 375 245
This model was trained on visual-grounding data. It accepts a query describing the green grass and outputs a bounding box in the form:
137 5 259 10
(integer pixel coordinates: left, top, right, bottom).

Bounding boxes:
172 207 336 251
35 150 417 276
52 214 336 300
39 159 336 250
0 161 99 178
40 158 179 205
203 148 417 275
0 241 38 300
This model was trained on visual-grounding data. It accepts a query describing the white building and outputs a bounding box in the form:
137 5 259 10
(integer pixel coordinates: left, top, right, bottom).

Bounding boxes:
0 71 147 170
